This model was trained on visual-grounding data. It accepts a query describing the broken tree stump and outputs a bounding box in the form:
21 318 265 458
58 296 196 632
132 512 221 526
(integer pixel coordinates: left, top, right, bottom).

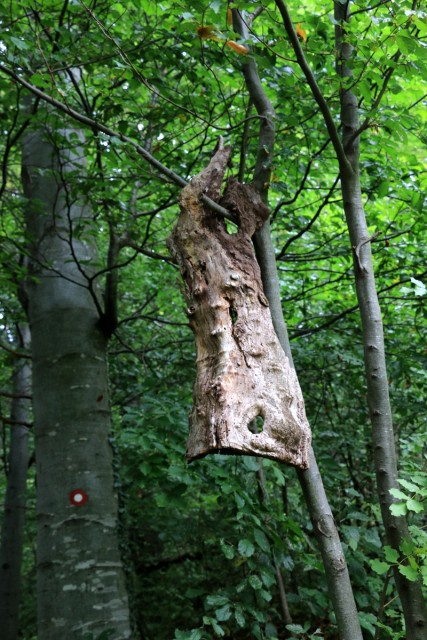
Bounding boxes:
168 144 311 468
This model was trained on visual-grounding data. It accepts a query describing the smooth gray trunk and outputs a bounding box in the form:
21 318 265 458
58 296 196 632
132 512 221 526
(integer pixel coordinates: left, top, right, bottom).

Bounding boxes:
232 8 363 638
335 4 427 637
22 112 131 640
0 324 31 640
254 225 364 640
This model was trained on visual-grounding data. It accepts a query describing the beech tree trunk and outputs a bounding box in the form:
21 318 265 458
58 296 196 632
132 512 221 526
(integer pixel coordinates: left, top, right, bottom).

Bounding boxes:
22 109 132 639
0 324 31 640
168 146 311 468
334 4 427 637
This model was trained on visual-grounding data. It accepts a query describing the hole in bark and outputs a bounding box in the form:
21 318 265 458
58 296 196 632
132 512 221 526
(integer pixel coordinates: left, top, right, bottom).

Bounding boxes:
248 415 264 434
229 306 238 324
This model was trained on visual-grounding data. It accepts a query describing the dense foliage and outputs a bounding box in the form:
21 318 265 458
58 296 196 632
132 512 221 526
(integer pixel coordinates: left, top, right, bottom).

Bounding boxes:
0 1 426 638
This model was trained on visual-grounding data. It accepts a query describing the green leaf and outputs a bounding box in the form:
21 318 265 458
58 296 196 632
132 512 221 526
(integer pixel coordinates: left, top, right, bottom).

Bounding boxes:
206 595 229 608
410 278 427 297
398 564 419 582
238 538 255 557
234 607 245 627
174 630 203 640
370 559 390 575
210 0 222 13
248 574 262 590
210 619 225 636
254 529 270 552
377 180 389 197
10 36 29 50
390 502 407 517
219 539 234 560
215 605 232 622
389 488 408 501
384 546 399 564
398 478 420 493
401 539 416 557
359 612 378 635
407 498 423 513
285 623 306 633
259 588 273 602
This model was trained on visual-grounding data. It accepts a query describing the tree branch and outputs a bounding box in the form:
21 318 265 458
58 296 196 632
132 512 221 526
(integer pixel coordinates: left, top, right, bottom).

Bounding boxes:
0 63 234 222
274 0 352 174
277 176 340 258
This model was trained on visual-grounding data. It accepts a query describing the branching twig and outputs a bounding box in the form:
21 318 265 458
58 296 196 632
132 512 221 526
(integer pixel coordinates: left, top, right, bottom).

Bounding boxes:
353 231 381 272
0 62 236 222
274 0 352 174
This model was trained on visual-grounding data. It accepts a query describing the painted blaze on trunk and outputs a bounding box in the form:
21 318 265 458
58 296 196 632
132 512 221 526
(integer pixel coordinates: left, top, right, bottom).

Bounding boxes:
168 145 311 468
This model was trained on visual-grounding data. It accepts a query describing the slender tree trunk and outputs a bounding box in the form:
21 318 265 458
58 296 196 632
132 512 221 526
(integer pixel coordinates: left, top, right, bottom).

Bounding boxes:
233 9 363 639
22 107 132 639
335 4 427 637
254 227 364 640
0 324 31 640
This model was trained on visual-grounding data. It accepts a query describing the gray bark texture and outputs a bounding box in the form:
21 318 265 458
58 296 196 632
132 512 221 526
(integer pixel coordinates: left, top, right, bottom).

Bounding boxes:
254 225 364 640
22 112 132 640
334 4 427 637
0 324 31 640
168 146 311 468
233 7 364 638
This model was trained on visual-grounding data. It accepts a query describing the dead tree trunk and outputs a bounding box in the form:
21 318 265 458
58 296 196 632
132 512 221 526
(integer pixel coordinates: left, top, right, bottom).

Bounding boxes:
168 145 311 469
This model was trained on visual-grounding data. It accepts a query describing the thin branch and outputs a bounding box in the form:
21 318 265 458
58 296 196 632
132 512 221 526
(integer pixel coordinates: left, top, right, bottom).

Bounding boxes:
274 0 352 174
272 138 333 218
345 51 401 149
350 0 393 16
0 63 234 222
0 416 33 428
0 342 31 359
277 176 341 258
0 391 32 400
79 1 253 135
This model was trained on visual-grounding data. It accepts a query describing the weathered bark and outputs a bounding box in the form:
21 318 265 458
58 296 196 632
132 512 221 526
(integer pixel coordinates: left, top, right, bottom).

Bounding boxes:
334 4 427 637
0 324 31 640
22 108 132 639
168 146 311 468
